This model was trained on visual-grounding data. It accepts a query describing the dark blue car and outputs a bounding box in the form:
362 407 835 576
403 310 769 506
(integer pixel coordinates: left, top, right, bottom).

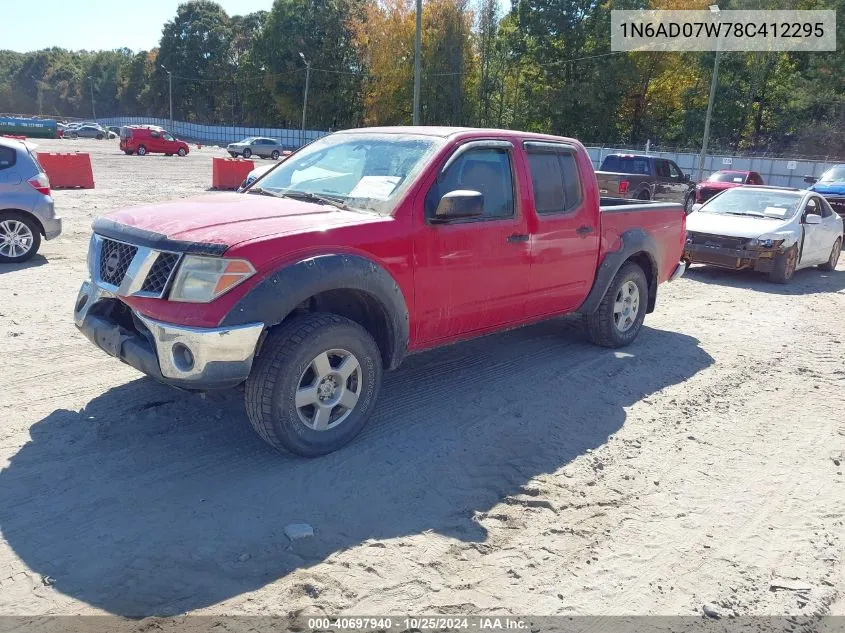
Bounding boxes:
806 164 845 220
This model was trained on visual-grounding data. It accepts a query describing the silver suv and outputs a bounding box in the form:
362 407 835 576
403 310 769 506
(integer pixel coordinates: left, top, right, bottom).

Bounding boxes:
0 138 62 263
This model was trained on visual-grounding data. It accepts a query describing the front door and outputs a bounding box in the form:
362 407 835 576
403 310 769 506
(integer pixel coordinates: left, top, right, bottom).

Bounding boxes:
413 141 531 344
800 196 827 263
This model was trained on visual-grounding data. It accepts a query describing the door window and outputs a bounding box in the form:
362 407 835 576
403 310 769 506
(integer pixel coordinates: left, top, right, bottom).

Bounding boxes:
162 133 175 141
655 160 671 178
525 146 582 214
426 147 514 220
668 162 683 179
0 146 15 170
803 197 819 221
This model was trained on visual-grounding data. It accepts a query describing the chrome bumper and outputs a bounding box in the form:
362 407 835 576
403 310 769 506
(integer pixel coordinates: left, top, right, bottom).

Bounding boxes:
669 260 686 281
74 280 264 389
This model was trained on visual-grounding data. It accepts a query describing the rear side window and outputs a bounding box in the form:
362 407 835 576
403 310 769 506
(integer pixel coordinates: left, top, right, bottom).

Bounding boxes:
0 146 16 170
525 145 583 214
601 155 650 175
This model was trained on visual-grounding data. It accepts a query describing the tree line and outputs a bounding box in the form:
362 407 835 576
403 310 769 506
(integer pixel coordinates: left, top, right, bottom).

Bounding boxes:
0 0 842 157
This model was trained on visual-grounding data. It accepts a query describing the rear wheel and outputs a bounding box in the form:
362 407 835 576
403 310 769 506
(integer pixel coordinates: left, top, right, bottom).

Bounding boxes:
177 147 187 157
584 262 648 348
0 213 41 263
165 153 172 157
124 150 133 155
242 148 252 159
636 190 650 201
770 245 798 283
820 237 842 271
137 145 147 156
245 313 382 456
271 150 280 160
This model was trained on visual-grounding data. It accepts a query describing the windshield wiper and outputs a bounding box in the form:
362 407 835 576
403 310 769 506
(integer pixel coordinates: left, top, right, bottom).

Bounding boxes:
247 187 285 198
279 190 350 211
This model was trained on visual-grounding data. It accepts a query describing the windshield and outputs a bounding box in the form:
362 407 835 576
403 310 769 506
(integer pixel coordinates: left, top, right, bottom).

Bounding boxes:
240 137 257 144
819 166 845 183
699 187 801 219
708 171 747 183
254 132 444 214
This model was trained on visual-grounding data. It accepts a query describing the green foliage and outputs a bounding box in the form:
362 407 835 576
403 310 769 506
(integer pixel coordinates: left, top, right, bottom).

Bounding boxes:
0 0 841 156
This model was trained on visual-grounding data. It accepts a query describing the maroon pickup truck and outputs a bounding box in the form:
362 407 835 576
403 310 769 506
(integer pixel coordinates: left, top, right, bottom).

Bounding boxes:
74 127 687 456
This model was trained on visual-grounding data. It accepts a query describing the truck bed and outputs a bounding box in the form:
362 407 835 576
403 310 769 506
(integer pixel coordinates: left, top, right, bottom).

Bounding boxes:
600 197 682 212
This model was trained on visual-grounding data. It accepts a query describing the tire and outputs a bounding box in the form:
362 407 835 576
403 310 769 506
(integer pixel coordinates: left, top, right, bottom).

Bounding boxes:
165 153 172 157
769 245 798 283
245 313 383 457
0 212 41 263
137 145 147 156
636 190 650 201
819 238 841 272
271 150 280 160
177 147 187 157
96 134 103 140
242 148 252 159
124 150 133 155
229 152 238 158
70 132 78 139
584 262 648 348
683 192 694 214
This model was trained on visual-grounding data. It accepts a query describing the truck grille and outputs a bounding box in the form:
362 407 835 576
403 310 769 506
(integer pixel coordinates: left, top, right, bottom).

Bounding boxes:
99 238 137 286
141 252 180 294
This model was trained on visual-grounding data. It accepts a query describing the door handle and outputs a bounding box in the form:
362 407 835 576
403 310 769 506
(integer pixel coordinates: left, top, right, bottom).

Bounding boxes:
576 225 594 236
506 234 529 243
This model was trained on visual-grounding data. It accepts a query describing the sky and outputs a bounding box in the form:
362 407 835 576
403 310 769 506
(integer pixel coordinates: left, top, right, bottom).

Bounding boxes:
3 0 274 53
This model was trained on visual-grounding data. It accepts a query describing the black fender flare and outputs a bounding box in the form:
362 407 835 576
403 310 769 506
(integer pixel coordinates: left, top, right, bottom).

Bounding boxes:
576 229 660 315
221 254 410 369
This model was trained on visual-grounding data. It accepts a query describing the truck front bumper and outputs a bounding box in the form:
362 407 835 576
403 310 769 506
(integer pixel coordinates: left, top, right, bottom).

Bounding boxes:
74 280 264 390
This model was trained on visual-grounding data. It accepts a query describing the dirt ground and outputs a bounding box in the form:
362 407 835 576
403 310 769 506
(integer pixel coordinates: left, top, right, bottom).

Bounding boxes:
0 137 843 620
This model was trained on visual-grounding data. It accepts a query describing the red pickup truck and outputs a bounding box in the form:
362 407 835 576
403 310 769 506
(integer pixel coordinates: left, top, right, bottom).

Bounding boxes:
74 127 687 456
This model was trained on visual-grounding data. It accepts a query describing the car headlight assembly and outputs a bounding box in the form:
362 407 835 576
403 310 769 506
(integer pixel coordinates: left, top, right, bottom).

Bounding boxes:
750 237 785 248
169 255 256 303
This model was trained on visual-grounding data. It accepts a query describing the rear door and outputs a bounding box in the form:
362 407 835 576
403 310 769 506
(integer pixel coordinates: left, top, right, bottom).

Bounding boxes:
522 141 600 316
413 139 531 343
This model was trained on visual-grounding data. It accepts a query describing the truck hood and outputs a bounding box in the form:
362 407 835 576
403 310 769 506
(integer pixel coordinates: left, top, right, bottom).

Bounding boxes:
810 183 845 195
686 211 789 238
102 192 385 248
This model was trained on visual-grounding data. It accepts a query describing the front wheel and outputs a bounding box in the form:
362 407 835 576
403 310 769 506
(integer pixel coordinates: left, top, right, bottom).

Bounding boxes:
137 145 147 156
819 238 841 271
271 150 280 160
177 147 187 157
96 134 103 140
584 262 648 348
242 148 252 159
229 152 238 158
245 313 383 456
0 213 41 263
770 245 797 283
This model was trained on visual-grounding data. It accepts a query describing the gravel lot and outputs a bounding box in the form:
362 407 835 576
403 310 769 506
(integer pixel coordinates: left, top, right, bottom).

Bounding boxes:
0 138 843 619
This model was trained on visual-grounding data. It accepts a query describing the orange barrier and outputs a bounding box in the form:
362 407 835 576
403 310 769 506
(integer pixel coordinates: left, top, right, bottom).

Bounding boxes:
37 152 95 189
212 157 254 190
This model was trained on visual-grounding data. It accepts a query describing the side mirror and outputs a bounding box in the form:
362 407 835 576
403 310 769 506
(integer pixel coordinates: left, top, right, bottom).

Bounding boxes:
691 203 703 213
683 173 691 182
805 213 822 225
803 175 818 185
433 190 484 222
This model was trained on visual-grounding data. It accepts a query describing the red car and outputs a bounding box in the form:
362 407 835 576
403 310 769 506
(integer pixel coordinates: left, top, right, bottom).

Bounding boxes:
119 125 190 157
74 126 687 456
695 170 764 203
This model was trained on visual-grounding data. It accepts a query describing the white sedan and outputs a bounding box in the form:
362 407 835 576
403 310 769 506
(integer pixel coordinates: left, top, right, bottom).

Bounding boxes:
684 186 843 283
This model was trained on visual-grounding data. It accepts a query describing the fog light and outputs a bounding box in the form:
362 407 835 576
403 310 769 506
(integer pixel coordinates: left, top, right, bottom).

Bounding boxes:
172 343 195 372
75 293 89 313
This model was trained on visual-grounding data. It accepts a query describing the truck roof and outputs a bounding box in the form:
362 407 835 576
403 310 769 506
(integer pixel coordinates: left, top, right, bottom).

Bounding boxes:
341 126 583 144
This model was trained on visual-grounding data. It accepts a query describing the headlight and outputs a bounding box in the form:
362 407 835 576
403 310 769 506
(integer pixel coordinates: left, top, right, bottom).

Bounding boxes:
169 255 255 303
749 237 785 248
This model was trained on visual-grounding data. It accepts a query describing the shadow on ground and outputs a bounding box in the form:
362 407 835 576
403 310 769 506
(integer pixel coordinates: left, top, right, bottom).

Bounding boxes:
0 319 713 616
0 254 48 274
685 264 845 295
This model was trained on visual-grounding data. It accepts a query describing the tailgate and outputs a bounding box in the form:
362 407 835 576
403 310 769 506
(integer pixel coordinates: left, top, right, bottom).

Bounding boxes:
595 171 633 198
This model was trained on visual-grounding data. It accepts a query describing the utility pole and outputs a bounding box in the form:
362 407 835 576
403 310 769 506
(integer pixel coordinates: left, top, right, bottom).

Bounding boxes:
299 52 311 147
161 65 173 131
86 76 95 120
412 0 422 125
698 5 722 181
